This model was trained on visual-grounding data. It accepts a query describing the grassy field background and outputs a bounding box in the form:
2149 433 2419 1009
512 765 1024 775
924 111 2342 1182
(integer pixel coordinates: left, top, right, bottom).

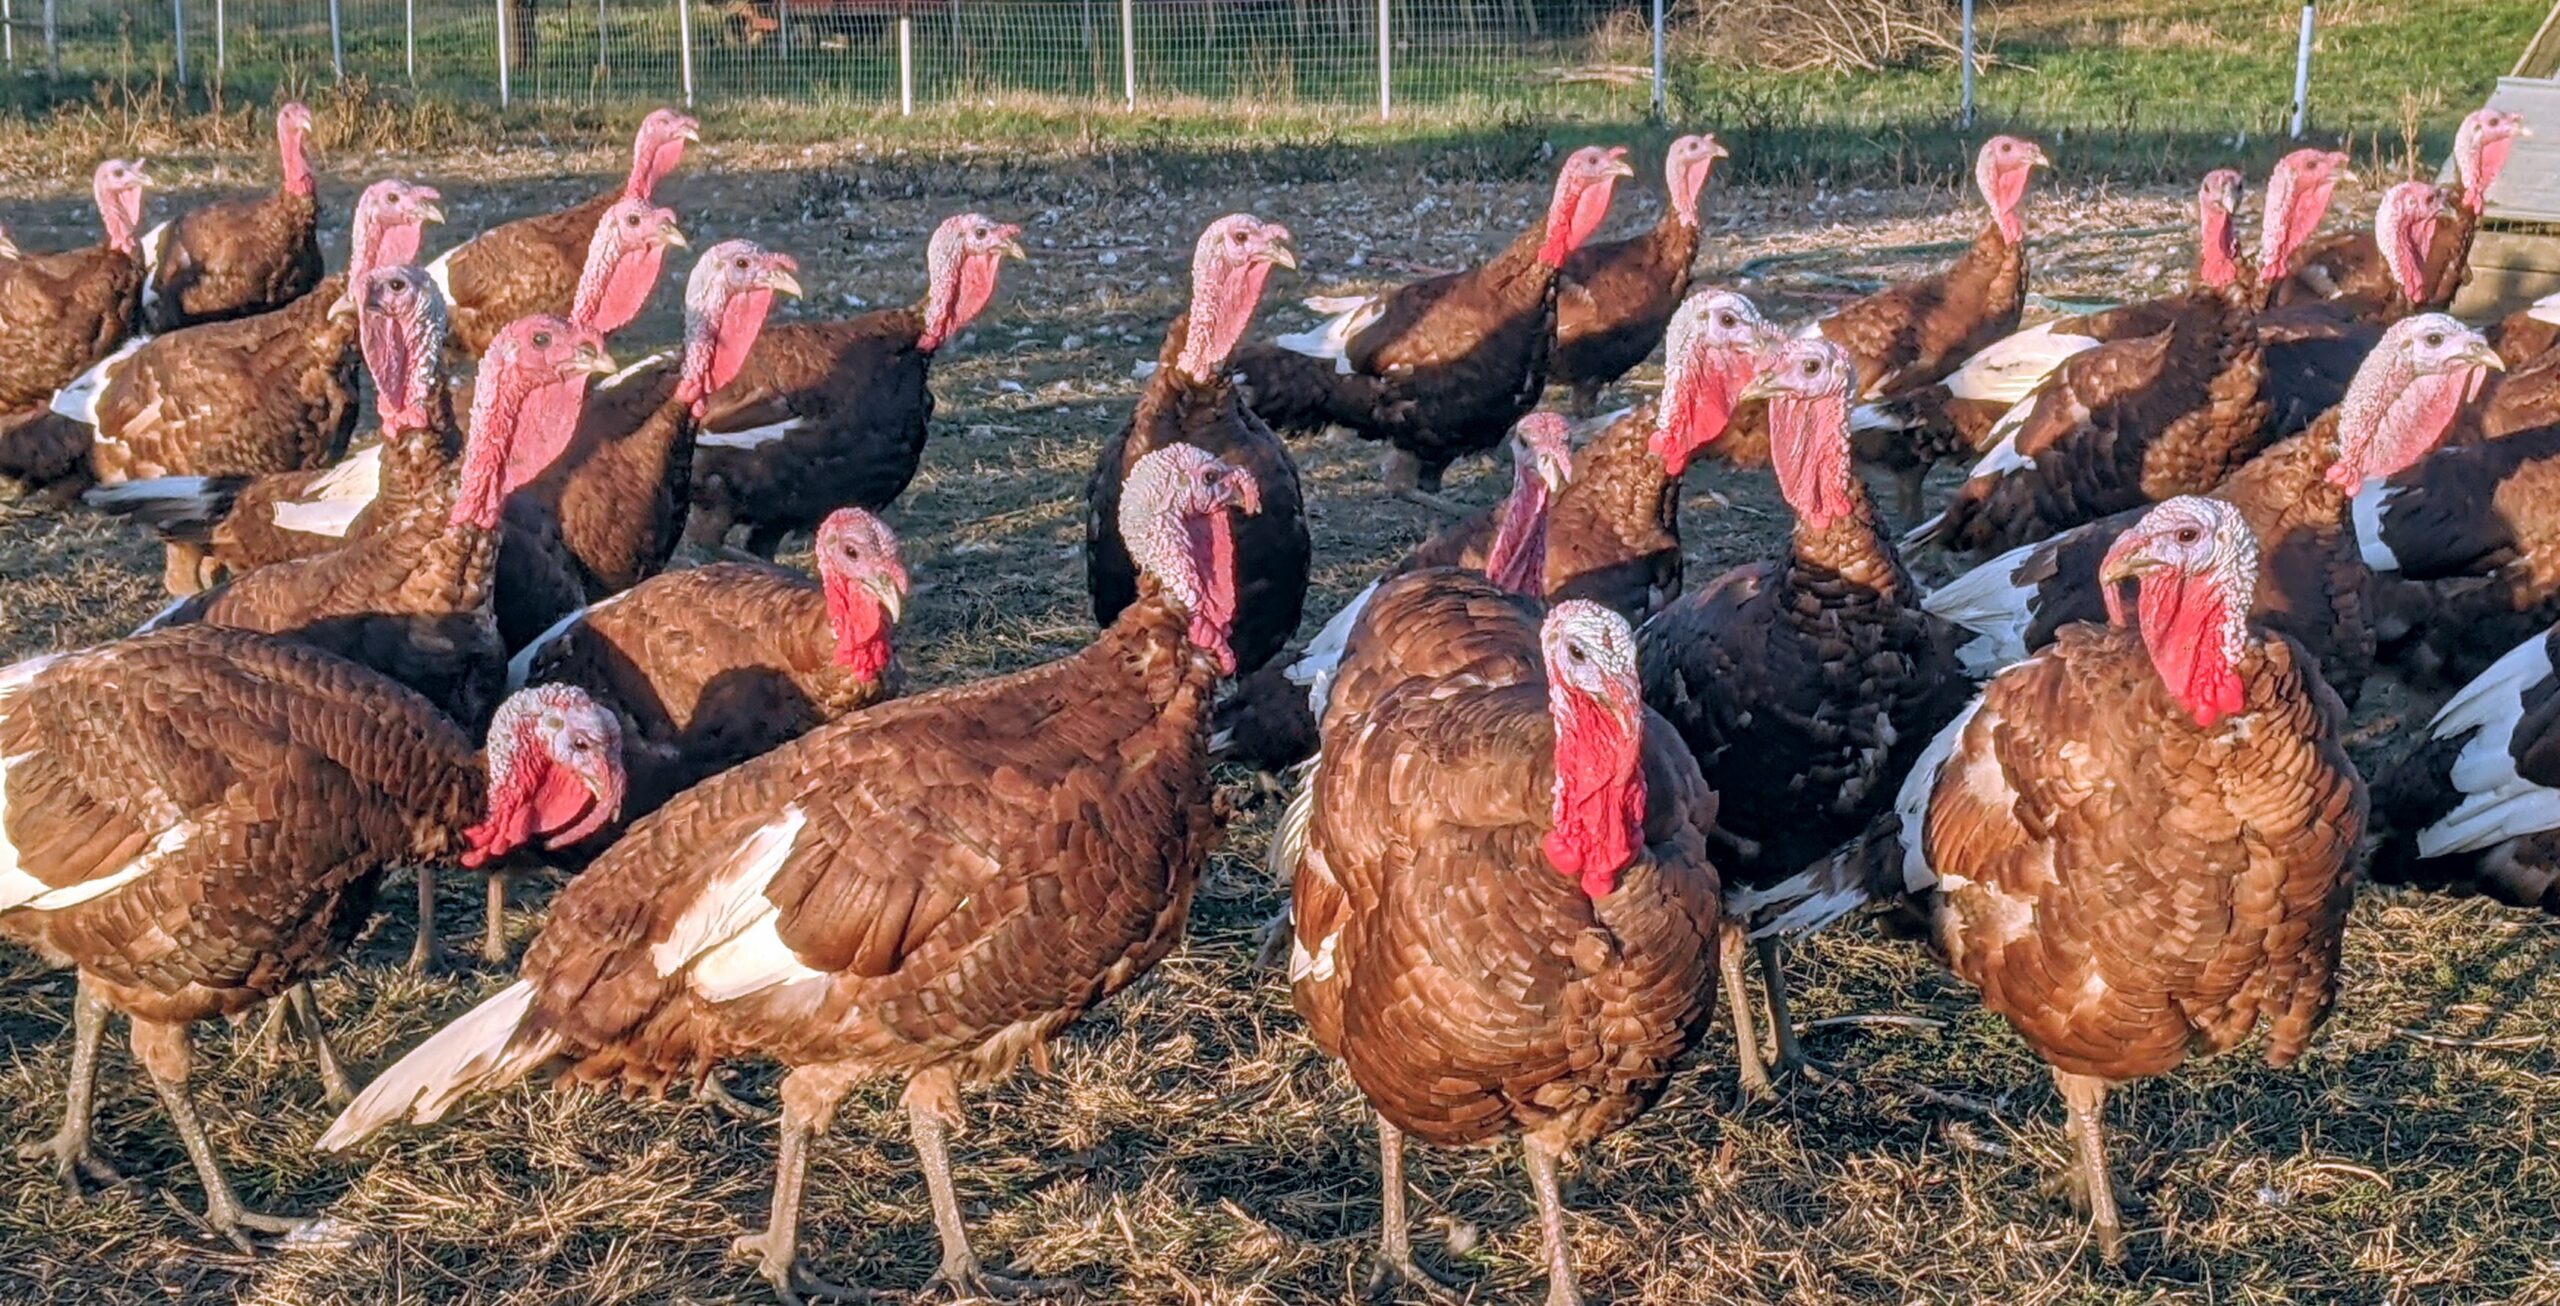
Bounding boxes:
2 2 2559 1303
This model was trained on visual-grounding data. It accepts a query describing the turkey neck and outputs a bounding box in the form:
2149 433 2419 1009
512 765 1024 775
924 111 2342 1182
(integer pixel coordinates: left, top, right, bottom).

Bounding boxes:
1105 577 1227 735
1788 479 1919 604
1559 406 1683 564
2422 192 2482 310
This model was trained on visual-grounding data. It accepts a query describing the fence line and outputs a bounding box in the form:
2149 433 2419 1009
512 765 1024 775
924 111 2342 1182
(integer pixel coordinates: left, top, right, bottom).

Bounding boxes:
2 0 2338 135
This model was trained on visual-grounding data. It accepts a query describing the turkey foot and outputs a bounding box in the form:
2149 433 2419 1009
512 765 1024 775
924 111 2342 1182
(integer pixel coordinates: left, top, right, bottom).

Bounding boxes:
1363 1250 1462 1303
697 1072 775 1123
2050 1070 2135 1264
1718 920 1775 1104
1251 901 1295 972
728 1230 870 1305
405 864 445 974
1755 937 1843 1093
17 1127 126 1199
920 1257 1073 1301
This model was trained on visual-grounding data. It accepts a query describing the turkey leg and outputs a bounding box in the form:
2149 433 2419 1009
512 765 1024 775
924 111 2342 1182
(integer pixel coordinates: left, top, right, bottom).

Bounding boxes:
910 1069 1067 1300
132 1018 310 1250
17 977 125 1196
1382 447 1470 516
1366 1114 1458 1297
729 1066 863 1306
283 983 357 1107
406 863 443 973
1718 918 1774 1101
2054 1068 2126 1263
1754 935 1828 1084
1520 1134 1585 1306
482 870 513 963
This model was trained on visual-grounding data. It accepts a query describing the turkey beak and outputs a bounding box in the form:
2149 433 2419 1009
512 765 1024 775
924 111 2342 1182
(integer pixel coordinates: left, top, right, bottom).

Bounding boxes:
766 267 804 298
658 224 689 250
578 344 620 377
2028 145 2053 171
415 198 447 227
1261 239 1299 271
1607 153 1637 180
862 569 908 625
2457 338 2507 373
2098 537 2162 589
1705 137 1731 162
1000 236 1029 262
1736 367 1786 404
1220 467 1264 516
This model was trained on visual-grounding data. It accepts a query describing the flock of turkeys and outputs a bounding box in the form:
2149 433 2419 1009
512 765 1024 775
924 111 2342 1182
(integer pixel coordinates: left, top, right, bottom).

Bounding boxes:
0 98 2553 1300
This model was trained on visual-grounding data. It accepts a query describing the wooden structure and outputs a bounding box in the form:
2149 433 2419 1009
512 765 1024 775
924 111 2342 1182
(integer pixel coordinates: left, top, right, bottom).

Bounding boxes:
2453 3 2560 319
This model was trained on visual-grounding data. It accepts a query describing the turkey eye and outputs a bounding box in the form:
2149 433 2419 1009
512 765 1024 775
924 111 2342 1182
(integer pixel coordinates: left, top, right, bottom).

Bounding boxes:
735 258 750 269
2176 528 2200 543
2425 333 2445 347
1718 313 1734 328
533 331 553 347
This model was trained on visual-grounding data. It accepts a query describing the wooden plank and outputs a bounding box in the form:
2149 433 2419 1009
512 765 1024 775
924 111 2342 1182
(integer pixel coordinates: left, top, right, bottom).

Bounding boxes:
2518 1 2560 78
2452 229 2560 321
2476 78 2560 224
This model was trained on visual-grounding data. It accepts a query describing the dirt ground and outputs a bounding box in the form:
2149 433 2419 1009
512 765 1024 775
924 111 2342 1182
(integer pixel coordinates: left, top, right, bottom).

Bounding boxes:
0 140 2554 1305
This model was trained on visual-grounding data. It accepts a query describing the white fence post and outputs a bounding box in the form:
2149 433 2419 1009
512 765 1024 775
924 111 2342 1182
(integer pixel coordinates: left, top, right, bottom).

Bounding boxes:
3 0 13 69
215 0 224 73
1959 0 1975 127
1119 0 1134 110
778 0 792 55
1648 0 1662 120
496 0 511 106
42 0 56 78
328 0 344 78
171 0 185 86
899 14 913 114
2290 2 2315 138
676 0 695 107
406 0 416 82
1376 0 1388 121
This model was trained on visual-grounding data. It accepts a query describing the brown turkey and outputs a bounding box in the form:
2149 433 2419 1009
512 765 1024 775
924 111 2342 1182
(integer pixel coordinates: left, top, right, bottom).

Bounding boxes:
147 305 613 968
1212 411 1575 772
1231 145 1635 500
1635 337 1968 1096
2371 618 2560 915
1284 583 1719 1306
1549 132 1726 416
686 213 1023 557
322 443 1258 1303
1816 495 2362 1261
139 102 323 332
1789 135 2045 514
1905 147 2351 558
44 179 442 502
2278 107 2525 317
1088 214 1309 678
90 196 686 598
1923 313 2500 704
2350 410 2560 685
426 108 697 358
0 160 150 492
509 505 907 826
0 625 622 1246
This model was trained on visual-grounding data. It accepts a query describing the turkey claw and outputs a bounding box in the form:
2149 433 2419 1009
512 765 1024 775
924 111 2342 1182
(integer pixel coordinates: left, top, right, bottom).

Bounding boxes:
18 1130 125 1199
730 1232 871 1304
696 1073 776 1123
922 1258 1073 1301
1364 1251 1462 1303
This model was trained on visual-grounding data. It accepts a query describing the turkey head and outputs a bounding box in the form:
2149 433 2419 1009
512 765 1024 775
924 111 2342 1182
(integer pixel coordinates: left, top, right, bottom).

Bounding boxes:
678 239 802 417
2326 312 2503 492
1743 336 1858 530
917 213 1027 352
1485 411 1575 595
462 682 627 865
2099 496 2259 728
1541 599 1648 898
456 316 617 529
816 506 909 683
571 197 686 336
1117 442 1263 674
1537 145 1638 267
1176 214 1296 382
1651 288 1776 474
1974 135 2050 246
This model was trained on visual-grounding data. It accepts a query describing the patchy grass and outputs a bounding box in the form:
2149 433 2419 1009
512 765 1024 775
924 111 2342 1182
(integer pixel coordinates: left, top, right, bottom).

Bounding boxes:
1 137 2556 1304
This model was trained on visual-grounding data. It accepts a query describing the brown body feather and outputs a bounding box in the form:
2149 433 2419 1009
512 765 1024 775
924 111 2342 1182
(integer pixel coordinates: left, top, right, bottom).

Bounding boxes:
685 315 935 555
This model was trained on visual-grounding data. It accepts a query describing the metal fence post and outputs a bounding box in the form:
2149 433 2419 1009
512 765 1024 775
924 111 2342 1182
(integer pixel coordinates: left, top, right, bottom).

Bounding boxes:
1119 0 1133 110
778 0 790 56
406 0 416 82
1648 0 1663 120
676 0 695 107
215 0 224 73
42 0 56 78
1376 0 1389 121
1959 0 1975 127
328 0 344 79
3 0 13 69
2289 2 2314 138
496 0 511 106
172 0 185 86
899 14 913 114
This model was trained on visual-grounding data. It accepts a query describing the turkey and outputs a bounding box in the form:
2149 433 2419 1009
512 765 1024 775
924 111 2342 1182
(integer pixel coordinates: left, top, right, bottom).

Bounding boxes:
1286 583 1719 1306
2372 619 2560 915
1088 214 1308 678
1798 135 2045 514
1924 313 2501 702
2352 413 2560 685
1232 145 1635 500
1550 132 1726 416
427 108 698 358
0 625 623 1247
46 178 443 503
686 213 1022 557
508 505 908 827
138 101 324 332
146 306 609 970
321 443 1255 1303
1906 147 2351 557
2279 107 2526 316
93 197 686 597
1212 411 1575 772
1821 495 2362 1261
1635 337 1968 1096
0 160 151 492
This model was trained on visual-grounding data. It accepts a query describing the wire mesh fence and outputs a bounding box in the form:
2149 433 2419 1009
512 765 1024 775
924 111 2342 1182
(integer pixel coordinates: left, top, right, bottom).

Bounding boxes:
2 0 1678 117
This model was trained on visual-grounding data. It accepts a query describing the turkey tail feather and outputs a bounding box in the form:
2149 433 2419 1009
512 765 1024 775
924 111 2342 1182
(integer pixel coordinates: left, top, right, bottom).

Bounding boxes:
81 476 247 543
316 979 562 1151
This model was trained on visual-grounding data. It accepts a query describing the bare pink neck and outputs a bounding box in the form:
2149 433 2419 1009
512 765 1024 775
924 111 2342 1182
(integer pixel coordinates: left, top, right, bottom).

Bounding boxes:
1543 685 1645 898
